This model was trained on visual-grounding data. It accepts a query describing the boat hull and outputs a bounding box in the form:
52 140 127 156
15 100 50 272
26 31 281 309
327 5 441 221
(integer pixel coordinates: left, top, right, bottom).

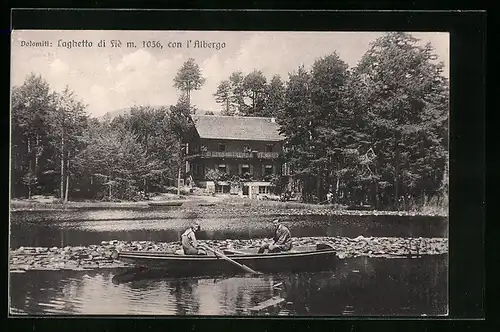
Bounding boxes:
117 248 337 276
148 201 183 207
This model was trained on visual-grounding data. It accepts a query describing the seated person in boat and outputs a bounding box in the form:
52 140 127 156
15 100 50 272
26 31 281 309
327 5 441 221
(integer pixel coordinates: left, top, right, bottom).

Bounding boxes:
181 222 207 255
258 218 293 253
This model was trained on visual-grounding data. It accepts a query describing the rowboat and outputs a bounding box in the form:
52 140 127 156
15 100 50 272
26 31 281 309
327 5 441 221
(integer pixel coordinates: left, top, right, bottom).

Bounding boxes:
148 201 184 207
115 243 337 276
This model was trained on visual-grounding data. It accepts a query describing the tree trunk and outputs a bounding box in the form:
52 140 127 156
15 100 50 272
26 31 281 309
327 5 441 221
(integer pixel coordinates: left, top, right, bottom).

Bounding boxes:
35 133 40 171
335 176 340 203
177 166 181 196
186 84 191 108
316 174 323 203
108 179 112 199
301 180 306 203
64 151 70 202
65 173 70 202
27 136 31 169
35 133 40 197
395 153 400 210
253 91 256 113
27 136 32 199
60 135 65 199
394 136 400 211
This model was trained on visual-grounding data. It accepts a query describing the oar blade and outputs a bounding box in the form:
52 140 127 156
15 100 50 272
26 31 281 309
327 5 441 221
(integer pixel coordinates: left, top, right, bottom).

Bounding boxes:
201 244 262 275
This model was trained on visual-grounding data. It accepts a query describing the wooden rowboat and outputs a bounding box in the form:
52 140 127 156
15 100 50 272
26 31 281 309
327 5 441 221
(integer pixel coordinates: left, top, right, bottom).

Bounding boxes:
116 243 337 276
148 201 183 207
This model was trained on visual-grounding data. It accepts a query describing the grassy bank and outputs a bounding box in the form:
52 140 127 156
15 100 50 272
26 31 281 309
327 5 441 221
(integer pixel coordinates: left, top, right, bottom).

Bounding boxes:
407 194 448 216
10 199 150 210
216 196 448 216
219 196 328 210
9 195 448 217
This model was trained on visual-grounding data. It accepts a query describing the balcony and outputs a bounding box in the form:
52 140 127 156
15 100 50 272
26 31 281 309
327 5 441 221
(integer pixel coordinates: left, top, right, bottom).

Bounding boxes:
185 151 281 160
257 152 280 159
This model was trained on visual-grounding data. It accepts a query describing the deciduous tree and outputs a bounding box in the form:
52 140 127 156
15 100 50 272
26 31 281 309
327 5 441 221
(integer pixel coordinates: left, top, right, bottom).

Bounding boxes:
353 32 449 209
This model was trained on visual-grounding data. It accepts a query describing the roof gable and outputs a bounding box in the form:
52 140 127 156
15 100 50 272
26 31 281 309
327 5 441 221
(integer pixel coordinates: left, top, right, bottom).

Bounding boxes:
191 115 285 141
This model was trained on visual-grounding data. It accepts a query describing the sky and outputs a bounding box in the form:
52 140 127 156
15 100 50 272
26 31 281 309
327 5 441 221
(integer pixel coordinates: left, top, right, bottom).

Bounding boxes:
11 30 449 118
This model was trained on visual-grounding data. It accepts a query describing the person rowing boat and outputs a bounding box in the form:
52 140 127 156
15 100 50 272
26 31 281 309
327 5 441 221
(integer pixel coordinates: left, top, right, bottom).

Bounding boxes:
181 222 207 255
258 218 293 254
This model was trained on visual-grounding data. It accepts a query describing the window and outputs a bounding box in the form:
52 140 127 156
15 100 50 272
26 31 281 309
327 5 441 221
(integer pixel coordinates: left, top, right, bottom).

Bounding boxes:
216 184 230 194
259 186 268 194
265 144 274 153
241 164 250 175
192 164 199 176
264 164 273 176
282 163 290 176
218 164 226 173
218 144 226 152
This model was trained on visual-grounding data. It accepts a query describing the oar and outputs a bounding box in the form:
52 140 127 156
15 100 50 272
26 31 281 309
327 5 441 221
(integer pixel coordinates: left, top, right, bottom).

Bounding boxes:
200 244 262 275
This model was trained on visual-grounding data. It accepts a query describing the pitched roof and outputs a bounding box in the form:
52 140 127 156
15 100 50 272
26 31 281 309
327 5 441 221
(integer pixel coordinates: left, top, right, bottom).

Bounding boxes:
191 115 285 141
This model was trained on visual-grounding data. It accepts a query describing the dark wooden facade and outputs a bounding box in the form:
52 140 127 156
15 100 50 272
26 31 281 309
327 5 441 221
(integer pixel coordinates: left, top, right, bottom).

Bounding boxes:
182 115 286 196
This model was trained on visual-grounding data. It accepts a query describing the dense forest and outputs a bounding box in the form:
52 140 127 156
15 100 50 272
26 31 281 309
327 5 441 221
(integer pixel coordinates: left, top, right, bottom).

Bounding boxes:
11 32 448 210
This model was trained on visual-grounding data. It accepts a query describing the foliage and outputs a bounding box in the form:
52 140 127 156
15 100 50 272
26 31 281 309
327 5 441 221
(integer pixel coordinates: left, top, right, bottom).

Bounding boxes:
113 105 181 193
213 80 235 115
204 169 228 182
228 71 246 115
352 32 449 209
268 174 288 194
276 33 448 209
73 120 155 200
48 86 89 201
11 74 54 198
168 96 194 138
215 71 282 117
11 75 89 200
10 32 448 211
173 58 206 107
240 70 267 116
264 75 286 117
277 65 316 202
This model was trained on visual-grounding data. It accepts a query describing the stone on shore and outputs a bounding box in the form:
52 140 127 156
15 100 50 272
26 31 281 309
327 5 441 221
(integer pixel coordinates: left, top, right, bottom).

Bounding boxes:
9 236 448 272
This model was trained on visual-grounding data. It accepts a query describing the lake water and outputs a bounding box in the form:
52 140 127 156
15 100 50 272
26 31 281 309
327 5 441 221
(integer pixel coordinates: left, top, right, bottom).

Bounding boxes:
9 255 448 316
9 209 448 316
9 209 448 249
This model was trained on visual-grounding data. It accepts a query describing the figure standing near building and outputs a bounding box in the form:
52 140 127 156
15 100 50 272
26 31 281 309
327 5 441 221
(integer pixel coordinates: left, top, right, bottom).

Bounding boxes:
258 218 293 253
326 191 333 204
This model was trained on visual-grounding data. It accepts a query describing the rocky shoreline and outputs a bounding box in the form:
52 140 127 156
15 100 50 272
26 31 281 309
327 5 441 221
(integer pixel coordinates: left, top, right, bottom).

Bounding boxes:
10 198 447 217
10 205 447 218
10 236 448 272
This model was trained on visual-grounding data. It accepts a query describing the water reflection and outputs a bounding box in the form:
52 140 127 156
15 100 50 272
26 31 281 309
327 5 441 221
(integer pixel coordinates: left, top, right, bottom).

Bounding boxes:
10 210 448 248
9 255 447 316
